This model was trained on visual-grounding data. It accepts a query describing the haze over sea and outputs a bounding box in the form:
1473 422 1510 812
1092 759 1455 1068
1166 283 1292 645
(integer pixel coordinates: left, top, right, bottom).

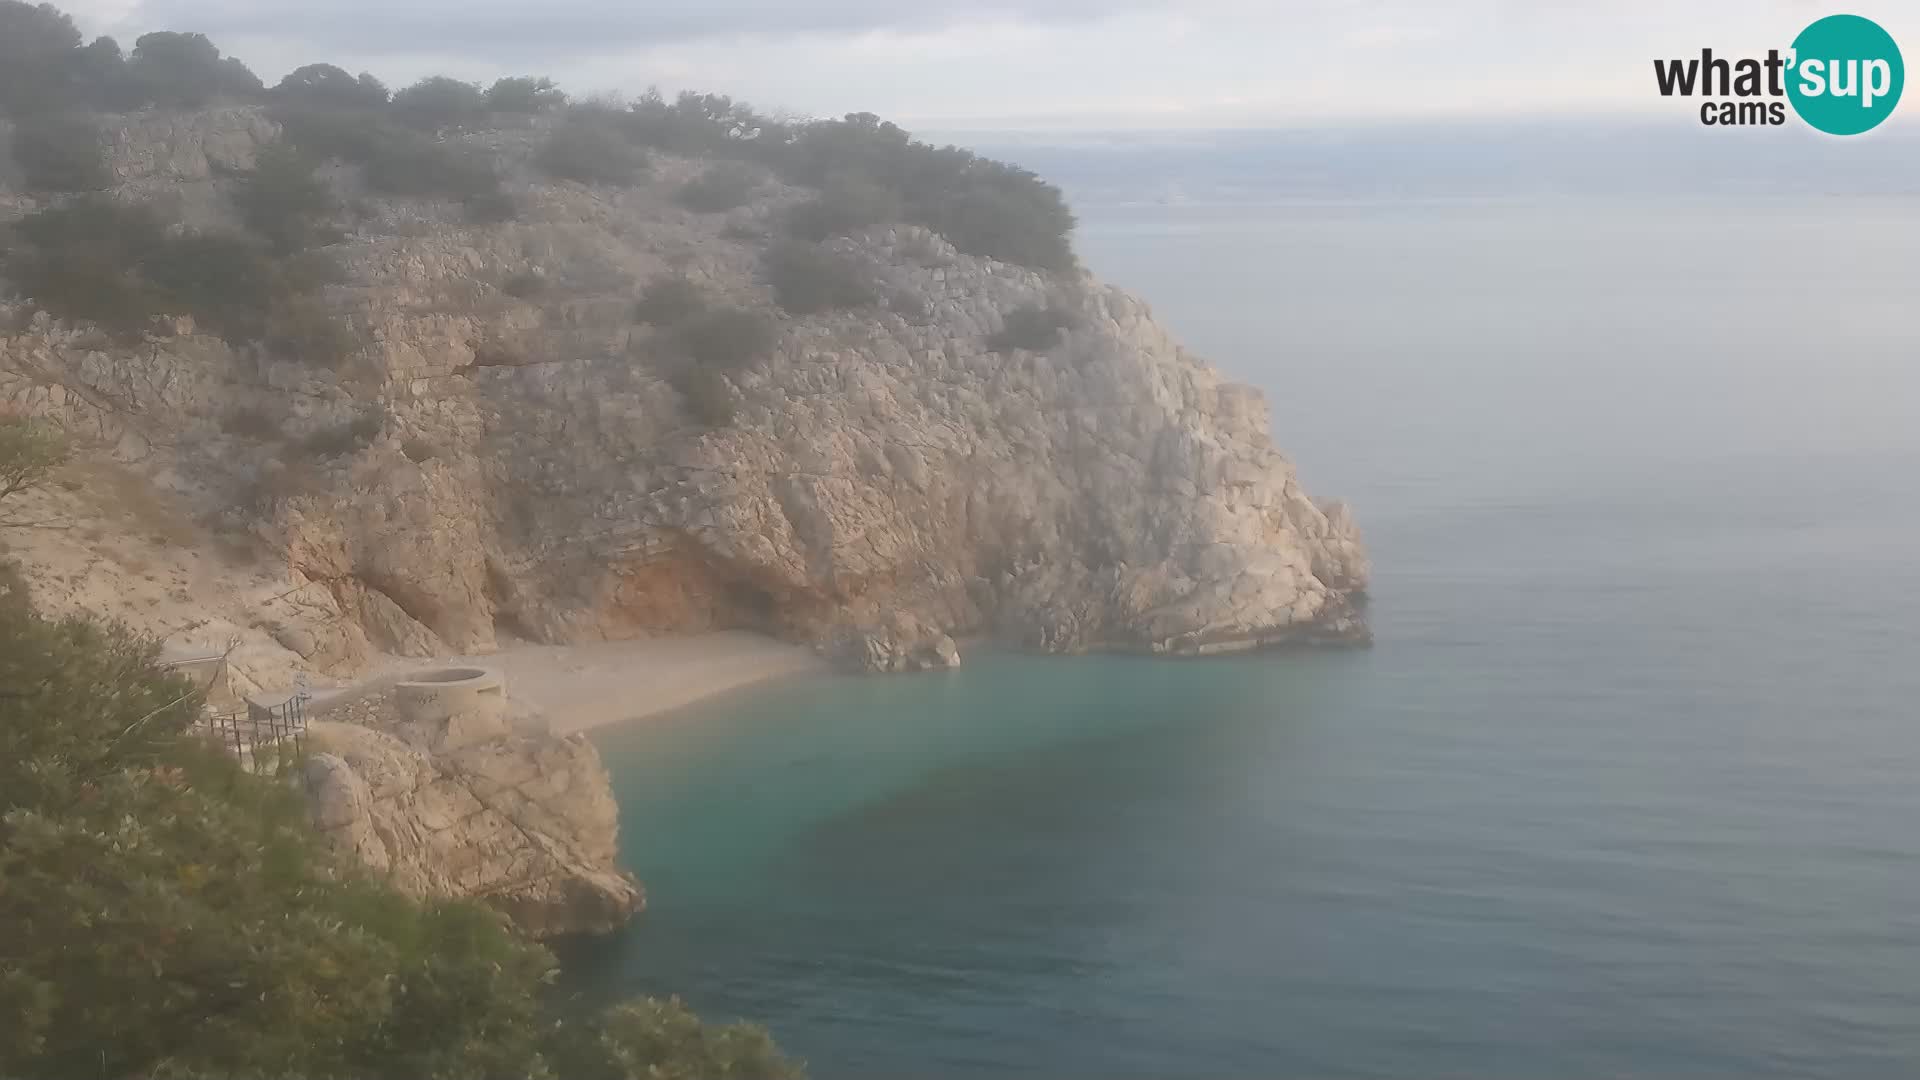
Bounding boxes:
558 123 1920 1078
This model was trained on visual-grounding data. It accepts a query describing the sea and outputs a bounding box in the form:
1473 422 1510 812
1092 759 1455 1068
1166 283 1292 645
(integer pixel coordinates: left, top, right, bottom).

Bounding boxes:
555 121 1920 1078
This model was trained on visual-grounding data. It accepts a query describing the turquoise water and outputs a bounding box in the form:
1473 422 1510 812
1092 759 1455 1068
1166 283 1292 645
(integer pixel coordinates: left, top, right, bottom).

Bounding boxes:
560 194 1920 1077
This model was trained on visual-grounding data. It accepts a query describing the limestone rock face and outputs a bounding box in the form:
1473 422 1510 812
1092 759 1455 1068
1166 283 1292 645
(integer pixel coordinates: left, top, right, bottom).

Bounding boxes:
301 693 642 937
0 107 1370 681
103 107 277 184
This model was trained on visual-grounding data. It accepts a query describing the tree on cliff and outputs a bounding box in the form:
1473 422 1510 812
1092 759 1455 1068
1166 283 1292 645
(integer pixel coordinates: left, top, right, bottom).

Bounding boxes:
0 416 69 526
393 75 488 131
126 31 262 108
0 530 801 1079
487 75 568 115
0 0 82 113
274 62 390 109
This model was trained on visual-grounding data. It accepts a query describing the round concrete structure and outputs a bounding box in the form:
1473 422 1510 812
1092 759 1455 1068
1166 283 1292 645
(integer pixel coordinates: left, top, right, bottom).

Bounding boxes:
394 667 507 735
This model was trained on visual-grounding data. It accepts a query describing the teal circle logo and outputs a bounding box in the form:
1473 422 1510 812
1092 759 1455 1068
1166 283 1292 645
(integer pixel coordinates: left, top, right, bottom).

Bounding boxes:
1786 14 1904 135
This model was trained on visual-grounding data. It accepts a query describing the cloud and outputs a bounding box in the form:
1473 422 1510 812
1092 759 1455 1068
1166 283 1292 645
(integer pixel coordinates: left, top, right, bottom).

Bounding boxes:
109 0 1175 60
50 0 1920 129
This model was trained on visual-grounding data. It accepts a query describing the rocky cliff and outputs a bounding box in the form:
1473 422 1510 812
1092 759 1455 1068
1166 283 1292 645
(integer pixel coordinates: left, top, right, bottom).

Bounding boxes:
0 106 1369 684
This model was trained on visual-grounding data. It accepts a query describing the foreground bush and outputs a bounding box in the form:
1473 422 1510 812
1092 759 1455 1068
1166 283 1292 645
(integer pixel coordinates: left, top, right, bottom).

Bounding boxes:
548 998 797 1080
0 561 803 1080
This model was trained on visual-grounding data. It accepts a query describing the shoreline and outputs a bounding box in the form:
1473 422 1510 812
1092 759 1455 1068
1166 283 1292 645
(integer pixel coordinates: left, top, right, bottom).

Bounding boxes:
458 633 830 734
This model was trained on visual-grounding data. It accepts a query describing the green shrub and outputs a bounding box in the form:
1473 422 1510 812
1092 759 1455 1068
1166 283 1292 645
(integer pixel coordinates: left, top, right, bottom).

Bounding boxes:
545 997 802 1080
10 113 108 191
632 274 706 326
537 122 645 185
464 188 519 224
0 416 70 517
780 113 1075 270
987 302 1076 352
220 406 280 441
471 338 525 368
502 270 546 299
125 30 261 108
140 227 279 340
277 248 348 293
601 100 1077 269
676 161 761 213
1 198 169 336
392 75 486 131
669 367 738 428
887 288 931 322
272 103 398 163
235 141 340 254
920 176 1077 273
784 171 902 242
763 240 877 315
675 306 777 369
0 579 804 1080
722 220 766 243
300 407 384 458
623 89 789 158
265 297 358 369
0 1 84 115
486 76 565 114
365 139 500 200
275 103 503 203
2 200 346 349
272 63 388 109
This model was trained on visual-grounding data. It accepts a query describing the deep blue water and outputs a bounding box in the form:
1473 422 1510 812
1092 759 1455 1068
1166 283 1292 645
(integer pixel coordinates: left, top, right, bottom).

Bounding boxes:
560 192 1920 1077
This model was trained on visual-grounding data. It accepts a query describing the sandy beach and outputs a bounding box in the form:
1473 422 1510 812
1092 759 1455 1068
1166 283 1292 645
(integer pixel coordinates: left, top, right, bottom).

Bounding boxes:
457 632 829 734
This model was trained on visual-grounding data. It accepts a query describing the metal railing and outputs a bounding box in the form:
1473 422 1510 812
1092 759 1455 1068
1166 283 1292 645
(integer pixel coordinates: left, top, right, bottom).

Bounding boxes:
196 692 309 776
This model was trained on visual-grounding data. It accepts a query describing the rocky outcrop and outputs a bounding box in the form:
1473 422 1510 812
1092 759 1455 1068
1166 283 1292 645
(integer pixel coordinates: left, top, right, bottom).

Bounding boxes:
301 684 642 937
0 107 1370 683
838 612 963 674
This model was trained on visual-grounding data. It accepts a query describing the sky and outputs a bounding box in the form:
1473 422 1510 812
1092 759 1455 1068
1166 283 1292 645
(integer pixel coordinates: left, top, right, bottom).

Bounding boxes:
50 0 1920 130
